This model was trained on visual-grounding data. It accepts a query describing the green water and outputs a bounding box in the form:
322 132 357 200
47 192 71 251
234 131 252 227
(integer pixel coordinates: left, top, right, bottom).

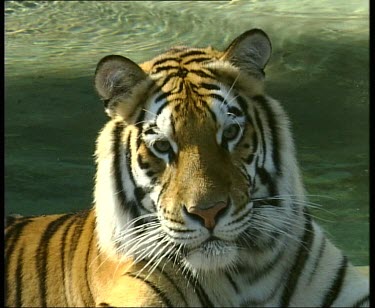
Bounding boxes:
5 1 369 265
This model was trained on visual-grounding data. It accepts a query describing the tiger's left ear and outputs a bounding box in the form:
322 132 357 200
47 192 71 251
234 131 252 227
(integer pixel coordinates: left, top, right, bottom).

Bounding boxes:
222 29 272 79
94 55 149 120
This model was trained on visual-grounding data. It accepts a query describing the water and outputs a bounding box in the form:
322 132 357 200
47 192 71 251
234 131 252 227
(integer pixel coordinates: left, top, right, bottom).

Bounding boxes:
4 1 369 265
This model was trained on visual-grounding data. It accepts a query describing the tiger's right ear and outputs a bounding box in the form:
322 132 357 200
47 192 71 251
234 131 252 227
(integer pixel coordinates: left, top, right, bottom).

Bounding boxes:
222 29 272 80
94 55 148 119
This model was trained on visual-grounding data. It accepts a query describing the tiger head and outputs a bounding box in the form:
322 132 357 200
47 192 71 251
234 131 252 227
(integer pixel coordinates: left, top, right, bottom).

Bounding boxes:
93 29 305 274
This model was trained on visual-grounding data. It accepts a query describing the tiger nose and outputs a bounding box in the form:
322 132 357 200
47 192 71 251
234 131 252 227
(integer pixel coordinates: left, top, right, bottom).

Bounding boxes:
186 201 228 230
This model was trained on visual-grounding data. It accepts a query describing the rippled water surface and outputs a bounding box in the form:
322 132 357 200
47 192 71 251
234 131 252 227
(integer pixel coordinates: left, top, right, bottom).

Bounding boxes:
5 1 369 265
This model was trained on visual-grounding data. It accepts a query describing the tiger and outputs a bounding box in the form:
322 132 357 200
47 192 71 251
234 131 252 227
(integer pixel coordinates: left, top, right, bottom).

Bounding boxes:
5 28 369 307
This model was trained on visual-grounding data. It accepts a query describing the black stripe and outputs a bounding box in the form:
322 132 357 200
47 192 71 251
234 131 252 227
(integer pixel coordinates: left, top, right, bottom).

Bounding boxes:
280 213 314 307
36 214 74 307
60 214 80 304
252 127 258 153
189 69 214 79
180 50 207 58
199 82 220 91
227 106 243 117
152 65 178 74
124 132 144 217
154 267 188 306
155 91 171 104
194 282 214 307
15 246 24 307
246 245 285 285
181 269 214 307
113 121 128 211
250 156 260 195
135 109 146 129
225 271 239 293
183 57 212 65
66 211 90 304
5 218 33 305
125 273 173 307
156 101 169 116
253 95 281 174
143 126 157 135
165 225 195 233
228 207 253 226
84 222 95 306
159 73 179 89
253 106 267 166
321 255 348 307
236 96 256 142
172 81 184 94
135 125 143 151
183 270 214 307
256 166 279 206
153 57 179 67
239 166 251 187
236 99 258 158
134 187 146 201
126 132 154 215
233 96 255 148
351 294 369 307
208 93 225 103
5 218 32 261
170 114 176 136
114 128 150 215
307 236 326 285
124 131 136 191
236 95 248 114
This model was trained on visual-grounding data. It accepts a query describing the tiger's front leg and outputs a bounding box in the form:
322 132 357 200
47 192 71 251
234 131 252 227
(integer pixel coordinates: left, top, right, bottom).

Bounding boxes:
95 273 171 307
92 259 192 307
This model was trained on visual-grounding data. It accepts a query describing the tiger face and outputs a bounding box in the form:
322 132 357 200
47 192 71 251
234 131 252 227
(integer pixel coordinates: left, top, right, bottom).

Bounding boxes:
138 78 255 271
94 29 300 274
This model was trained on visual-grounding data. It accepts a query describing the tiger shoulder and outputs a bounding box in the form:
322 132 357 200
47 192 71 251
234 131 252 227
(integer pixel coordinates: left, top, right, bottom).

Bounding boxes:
5 28 369 307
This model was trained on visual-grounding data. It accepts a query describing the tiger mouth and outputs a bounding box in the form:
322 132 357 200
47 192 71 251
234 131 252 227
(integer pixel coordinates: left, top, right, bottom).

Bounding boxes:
186 237 231 256
200 238 228 254
180 237 239 271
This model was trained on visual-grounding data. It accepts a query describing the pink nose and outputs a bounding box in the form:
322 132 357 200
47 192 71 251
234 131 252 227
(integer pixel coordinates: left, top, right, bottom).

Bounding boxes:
186 201 228 229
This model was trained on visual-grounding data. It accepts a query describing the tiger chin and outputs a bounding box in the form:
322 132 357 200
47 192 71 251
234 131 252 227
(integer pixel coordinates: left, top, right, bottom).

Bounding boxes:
6 29 369 307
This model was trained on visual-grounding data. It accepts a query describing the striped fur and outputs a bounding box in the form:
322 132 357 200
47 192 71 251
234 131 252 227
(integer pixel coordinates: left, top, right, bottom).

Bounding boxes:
6 29 369 307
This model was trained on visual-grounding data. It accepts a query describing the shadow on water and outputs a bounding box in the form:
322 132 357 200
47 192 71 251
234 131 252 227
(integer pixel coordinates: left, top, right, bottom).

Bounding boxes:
4 35 368 264
5 75 107 216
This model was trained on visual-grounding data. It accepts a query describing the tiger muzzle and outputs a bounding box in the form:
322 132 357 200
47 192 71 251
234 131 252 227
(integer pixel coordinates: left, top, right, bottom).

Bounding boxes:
185 201 228 230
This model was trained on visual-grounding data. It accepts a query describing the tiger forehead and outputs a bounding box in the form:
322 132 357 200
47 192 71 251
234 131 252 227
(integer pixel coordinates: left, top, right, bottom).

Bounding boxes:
142 47 222 83
142 47 225 104
150 46 221 69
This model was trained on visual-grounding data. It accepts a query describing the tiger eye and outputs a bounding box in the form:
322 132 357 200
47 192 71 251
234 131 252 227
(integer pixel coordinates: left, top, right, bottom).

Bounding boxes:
153 140 172 153
223 124 240 141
